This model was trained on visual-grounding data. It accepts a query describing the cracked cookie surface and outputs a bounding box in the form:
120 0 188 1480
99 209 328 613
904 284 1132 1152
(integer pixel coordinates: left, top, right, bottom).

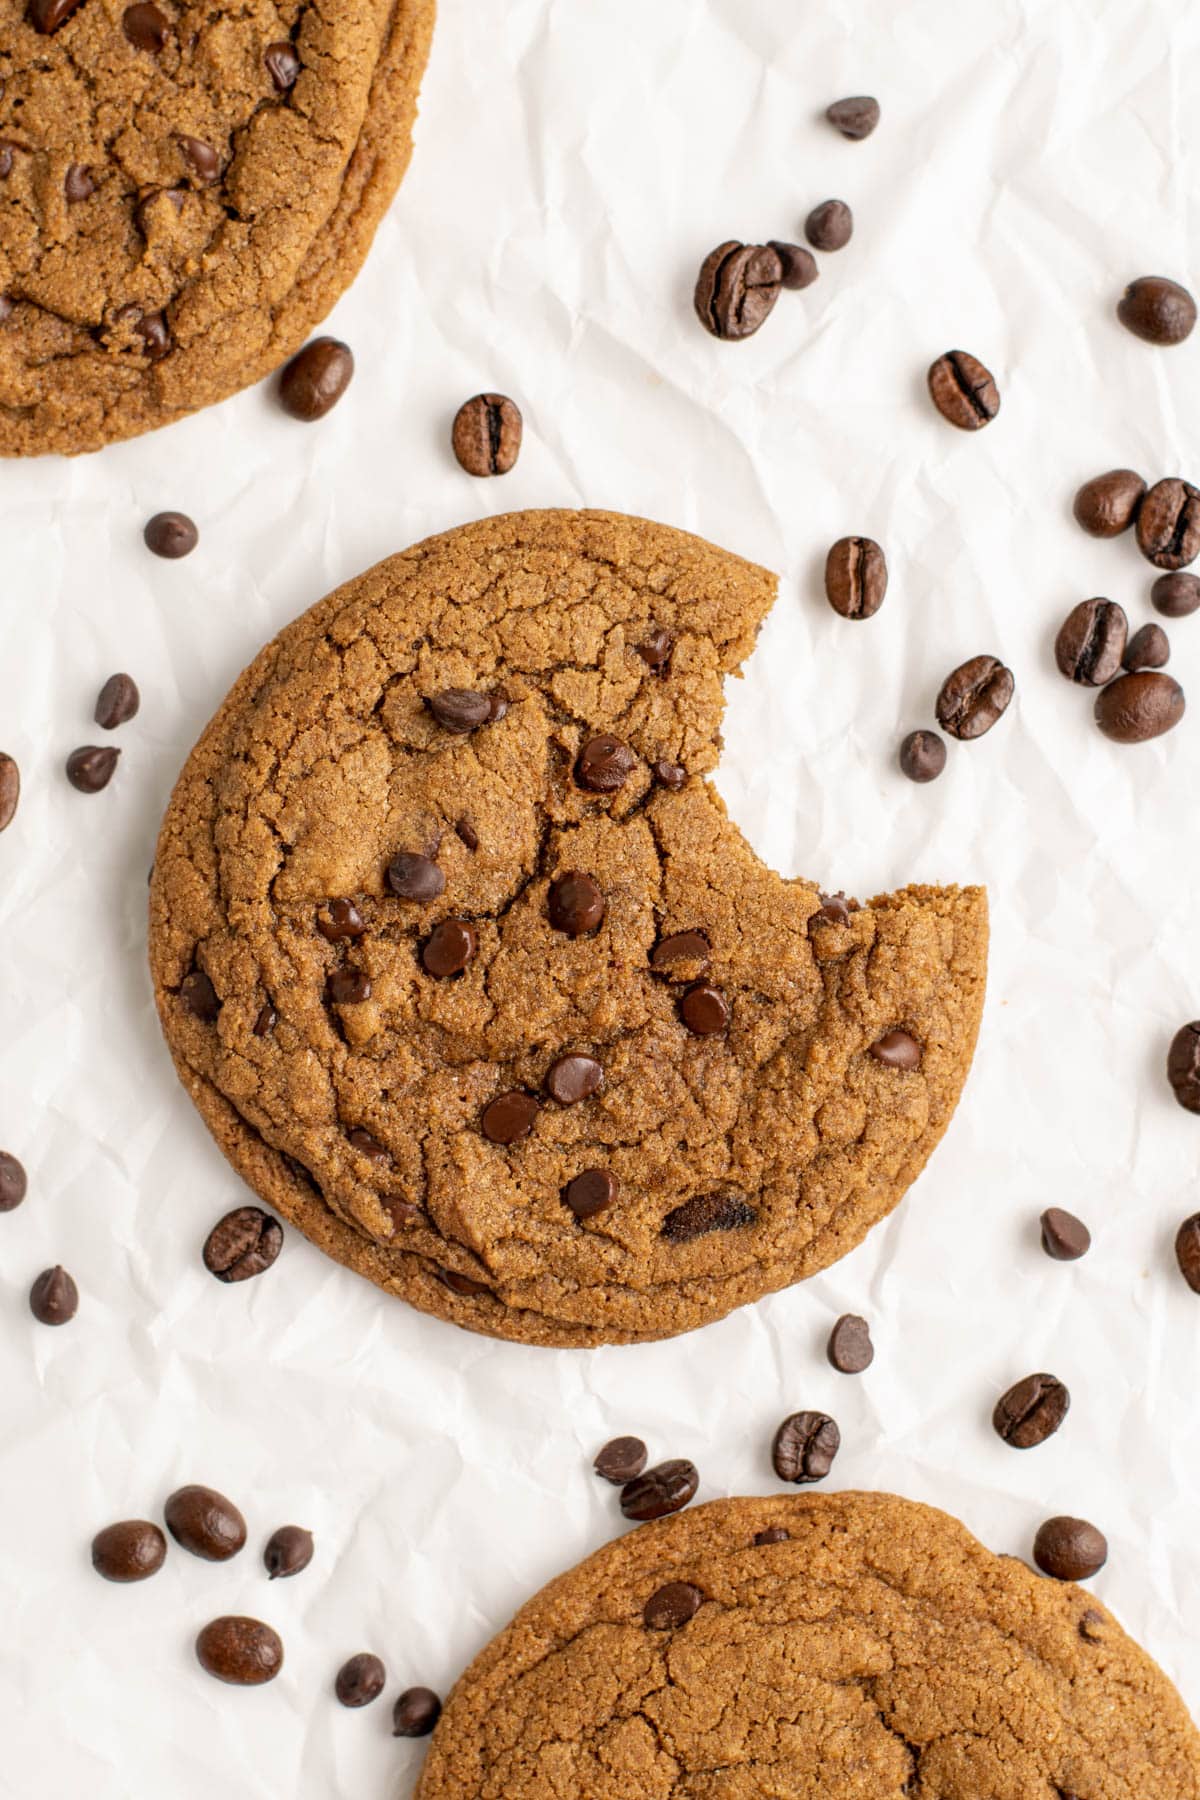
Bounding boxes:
149 509 988 1347
0 0 433 454
415 1492 1200 1799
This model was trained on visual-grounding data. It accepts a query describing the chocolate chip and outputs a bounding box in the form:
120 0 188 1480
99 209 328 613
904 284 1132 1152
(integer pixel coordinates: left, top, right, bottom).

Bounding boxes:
1040 1207 1091 1262
576 734 637 793
694 241 782 341
64 163 94 203
827 1313 874 1373
180 968 220 1021
132 309 171 360
1168 1024 1200 1112
768 241 819 289
813 891 857 927
122 2 168 50
202 1206 282 1282
993 1373 1070 1448
265 40 301 90
563 1168 617 1220
253 1002 277 1036
636 628 674 671
278 338 354 421
826 95 880 139
825 536 887 620
386 851 445 901
165 1485 247 1561
661 1191 755 1242
316 898 366 942
29 1265 78 1325
1117 276 1197 346
754 1526 790 1545
651 759 687 789
481 1090 538 1145
643 1581 703 1629
650 930 710 976
28 0 83 32
0 753 19 833
548 870 605 936
196 1617 283 1686
451 393 522 476
1174 1213 1200 1294
264 1525 313 1580
427 688 494 733
593 1436 647 1483
326 967 371 1005
620 1458 699 1521
346 1126 388 1163
868 1029 921 1070
899 729 946 783
805 199 853 251
1094 671 1185 743
143 511 197 558
178 135 219 183
0 146 16 181
422 918 477 977
0 1150 27 1212
437 1266 490 1297
927 350 1000 430
66 745 119 792
1072 469 1146 538
1055 599 1128 686
1123 623 1169 671
1136 478 1200 570
392 1687 442 1737
336 1652 385 1707
772 1411 840 1483
91 1520 167 1582
936 655 1014 739
94 673 140 729
545 1053 603 1104
1033 1517 1108 1581
1078 1608 1105 1642
679 981 728 1035
1151 572 1200 617
454 817 479 852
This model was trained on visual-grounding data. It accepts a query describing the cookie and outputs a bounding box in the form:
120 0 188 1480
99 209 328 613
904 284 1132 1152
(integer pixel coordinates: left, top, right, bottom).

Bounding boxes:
0 0 433 454
149 509 987 1347
416 1491 1200 1798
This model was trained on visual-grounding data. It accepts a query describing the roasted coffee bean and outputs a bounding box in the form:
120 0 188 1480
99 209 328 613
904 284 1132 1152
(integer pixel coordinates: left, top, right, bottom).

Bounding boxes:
1072 469 1145 538
1151 572 1200 617
824 536 887 620
1040 1207 1091 1262
1117 276 1197 346
577 734 637 793
563 1168 617 1220
936 655 1014 739
1033 1517 1108 1581
1168 1023 1200 1112
66 745 119 792
263 1525 312 1579
422 919 477 978
898 729 946 783
805 199 852 251
386 851 444 901
326 966 371 1005
768 241 819 289
927 350 1000 430
1175 1213 1200 1293
143 510 198 558
548 871 605 936
826 95 880 139
316 898 365 943
0 753 19 832
165 1485 247 1561
91 1519 167 1582
122 1 168 49
452 394 522 476
993 1373 1070 1448
679 982 728 1035
620 1458 699 1521
427 688 493 733
1124 623 1169 671
180 968 220 1021
0 1150 27 1211
264 40 301 90
772 1411 840 1483
65 163 94 202
438 1266 490 1296
179 135 219 182
643 1581 703 1629
392 1687 442 1737
1094 671 1185 743
651 759 687 789
203 1206 283 1283
94 673 140 729
1136 478 1200 570
28 0 83 32
661 1191 755 1242
196 1617 283 1686
29 1265 78 1325
869 1029 921 1069
694 241 782 341
1054 598 1128 686
481 1090 538 1145
347 1127 388 1163
278 337 354 421
754 1526 790 1545
827 1313 874 1373
650 930 710 976
545 1053 603 1104
336 1652 385 1707
593 1436 647 1484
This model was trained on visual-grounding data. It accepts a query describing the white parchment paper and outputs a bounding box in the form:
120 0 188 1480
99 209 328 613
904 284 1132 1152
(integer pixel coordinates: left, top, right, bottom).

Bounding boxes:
5 0 1200 1792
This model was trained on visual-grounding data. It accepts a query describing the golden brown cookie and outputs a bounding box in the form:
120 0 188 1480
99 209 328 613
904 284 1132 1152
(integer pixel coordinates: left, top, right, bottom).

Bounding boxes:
0 0 434 454
416 1491 1200 1799
149 509 987 1347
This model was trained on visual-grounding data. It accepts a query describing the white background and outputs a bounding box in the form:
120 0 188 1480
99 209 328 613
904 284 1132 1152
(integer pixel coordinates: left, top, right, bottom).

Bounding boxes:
4 0 1200 1793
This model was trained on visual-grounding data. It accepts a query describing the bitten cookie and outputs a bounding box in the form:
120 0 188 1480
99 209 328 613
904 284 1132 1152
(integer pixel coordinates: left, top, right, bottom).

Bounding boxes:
149 509 987 1347
0 0 434 454
416 1492 1200 1798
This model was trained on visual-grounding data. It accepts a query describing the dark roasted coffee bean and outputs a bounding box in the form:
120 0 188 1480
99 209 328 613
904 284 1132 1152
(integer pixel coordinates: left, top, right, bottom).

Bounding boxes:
1033 1516 1108 1581
427 688 493 733
545 1053 603 1104
165 1485 247 1561
993 1373 1070 1448
0 753 19 832
899 729 946 783
1117 276 1197 346
643 1581 703 1629
386 851 444 901
422 918 477 978
824 536 887 619
1072 469 1145 538
437 1266 489 1296
392 1687 442 1737
452 393 522 476
694 241 782 341
1168 1023 1200 1112
651 759 687 789
279 338 354 421
1175 1213 1200 1292
869 1028 921 1069
679 981 728 1035
1040 1207 1091 1262
94 673 139 729
180 968 220 1021
620 1458 699 1521
265 40 301 90
203 1206 282 1282
326 967 371 1005
650 930 710 976
66 745 119 792
1136 478 1200 570
927 350 1000 430
826 95 880 139
593 1436 647 1484
768 241 819 289
936 655 1013 739
754 1526 790 1544
805 199 852 251
29 1265 78 1325
563 1167 617 1220
827 1313 874 1373
347 1126 388 1163
316 898 365 943
28 0 83 31
661 1191 755 1242
0 1150 27 1211
263 1525 312 1579
548 870 605 936
1054 599 1127 686
772 1411 840 1483
196 1617 283 1686
1094 671 1185 743
65 163 94 202
143 510 198 558
481 1090 538 1145
122 0 167 48
1123 623 1169 671
636 627 674 671
577 734 637 792
91 1519 167 1582
335 1652 385 1707
178 135 219 183
1151 572 1200 617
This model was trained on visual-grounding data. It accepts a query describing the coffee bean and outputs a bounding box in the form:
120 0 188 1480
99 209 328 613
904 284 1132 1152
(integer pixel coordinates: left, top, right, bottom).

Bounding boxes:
1117 276 1197 346
650 930 710 976
772 1411 840 1483
29 1265 78 1325
1136 478 1200 570
278 338 354 421
827 1313 874 1373
643 1581 704 1629
1033 1517 1108 1581
898 729 946 783
0 753 19 832
576 734 637 793
94 673 140 729
936 655 1014 739
326 967 371 1005
651 759 687 789
1094 671 1185 743
805 199 852 252
1152 572 1200 617
593 1436 647 1484
386 851 444 901
1054 599 1128 686
264 1525 312 1579
754 1526 790 1545
28 0 83 32
824 536 887 620
636 627 674 671
1168 1023 1200 1112
122 1 168 49
620 1458 699 1522
422 918 477 977
427 688 493 733
1072 469 1145 538
347 1126 388 1163
143 511 198 558
316 898 365 943
679 981 728 1035
927 350 1000 431
869 1028 921 1069
196 1617 283 1686
1175 1214 1200 1293
392 1687 442 1737
265 40 301 90
179 136 220 183
993 1373 1070 1448
336 1652 385 1707
451 394 522 476
253 1002 277 1036
661 1191 755 1242
180 968 220 1021
165 1485 247 1561
1124 623 1169 671
545 1053 603 1104
548 871 605 936
65 163 94 202
66 745 119 792
437 1266 490 1297
203 1206 283 1282
1040 1207 1091 1262
481 1090 538 1145
768 241 819 290
91 1520 167 1582
563 1167 617 1220
826 95 880 139
0 1150 27 1211
694 241 782 341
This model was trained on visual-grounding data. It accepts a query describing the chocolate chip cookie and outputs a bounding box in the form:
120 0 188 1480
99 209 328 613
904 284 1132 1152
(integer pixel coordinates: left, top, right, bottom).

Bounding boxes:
149 509 987 1347
0 0 434 454
415 1492 1200 1798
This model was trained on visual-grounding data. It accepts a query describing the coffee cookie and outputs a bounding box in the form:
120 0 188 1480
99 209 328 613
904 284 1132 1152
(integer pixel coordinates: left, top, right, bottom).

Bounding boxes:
150 509 987 1347
0 0 433 454
416 1492 1200 1798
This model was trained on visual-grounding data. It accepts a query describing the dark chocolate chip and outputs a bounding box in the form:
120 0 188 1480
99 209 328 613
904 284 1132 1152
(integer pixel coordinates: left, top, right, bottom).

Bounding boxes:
264 40 301 90
661 1191 755 1242
651 759 687 789
28 0 84 33
679 981 728 1035
827 1313 874 1373
64 163 94 202
545 1053 603 1104
768 241 819 289
1123 623 1169 671
316 898 366 942
264 1525 313 1580
899 729 946 783
121 0 168 49
805 199 853 251
437 1266 491 1297
548 871 605 936
754 1526 790 1545
576 734 637 793
0 1150 27 1212
563 1168 617 1220
143 511 197 558
650 930 710 975
336 1652 385 1707
180 968 220 1021
593 1436 647 1484
346 1126 388 1163
826 95 880 139
29 1265 78 1325
427 689 493 733
326 967 371 1005
253 1002 277 1037
178 135 219 183
868 1029 921 1069
481 1090 538 1145
66 745 119 792
643 1581 703 1629
454 817 479 852
1040 1208 1091 1262
636 628 674 671
392 1687 442 1737
422 918 478 977
386 851 444 901
1174 1213 1200 1294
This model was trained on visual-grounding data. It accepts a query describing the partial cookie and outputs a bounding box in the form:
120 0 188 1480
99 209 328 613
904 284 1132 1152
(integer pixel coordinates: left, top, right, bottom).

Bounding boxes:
0 0 434 454
149 509 987 1347
416 1492 1200 1798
